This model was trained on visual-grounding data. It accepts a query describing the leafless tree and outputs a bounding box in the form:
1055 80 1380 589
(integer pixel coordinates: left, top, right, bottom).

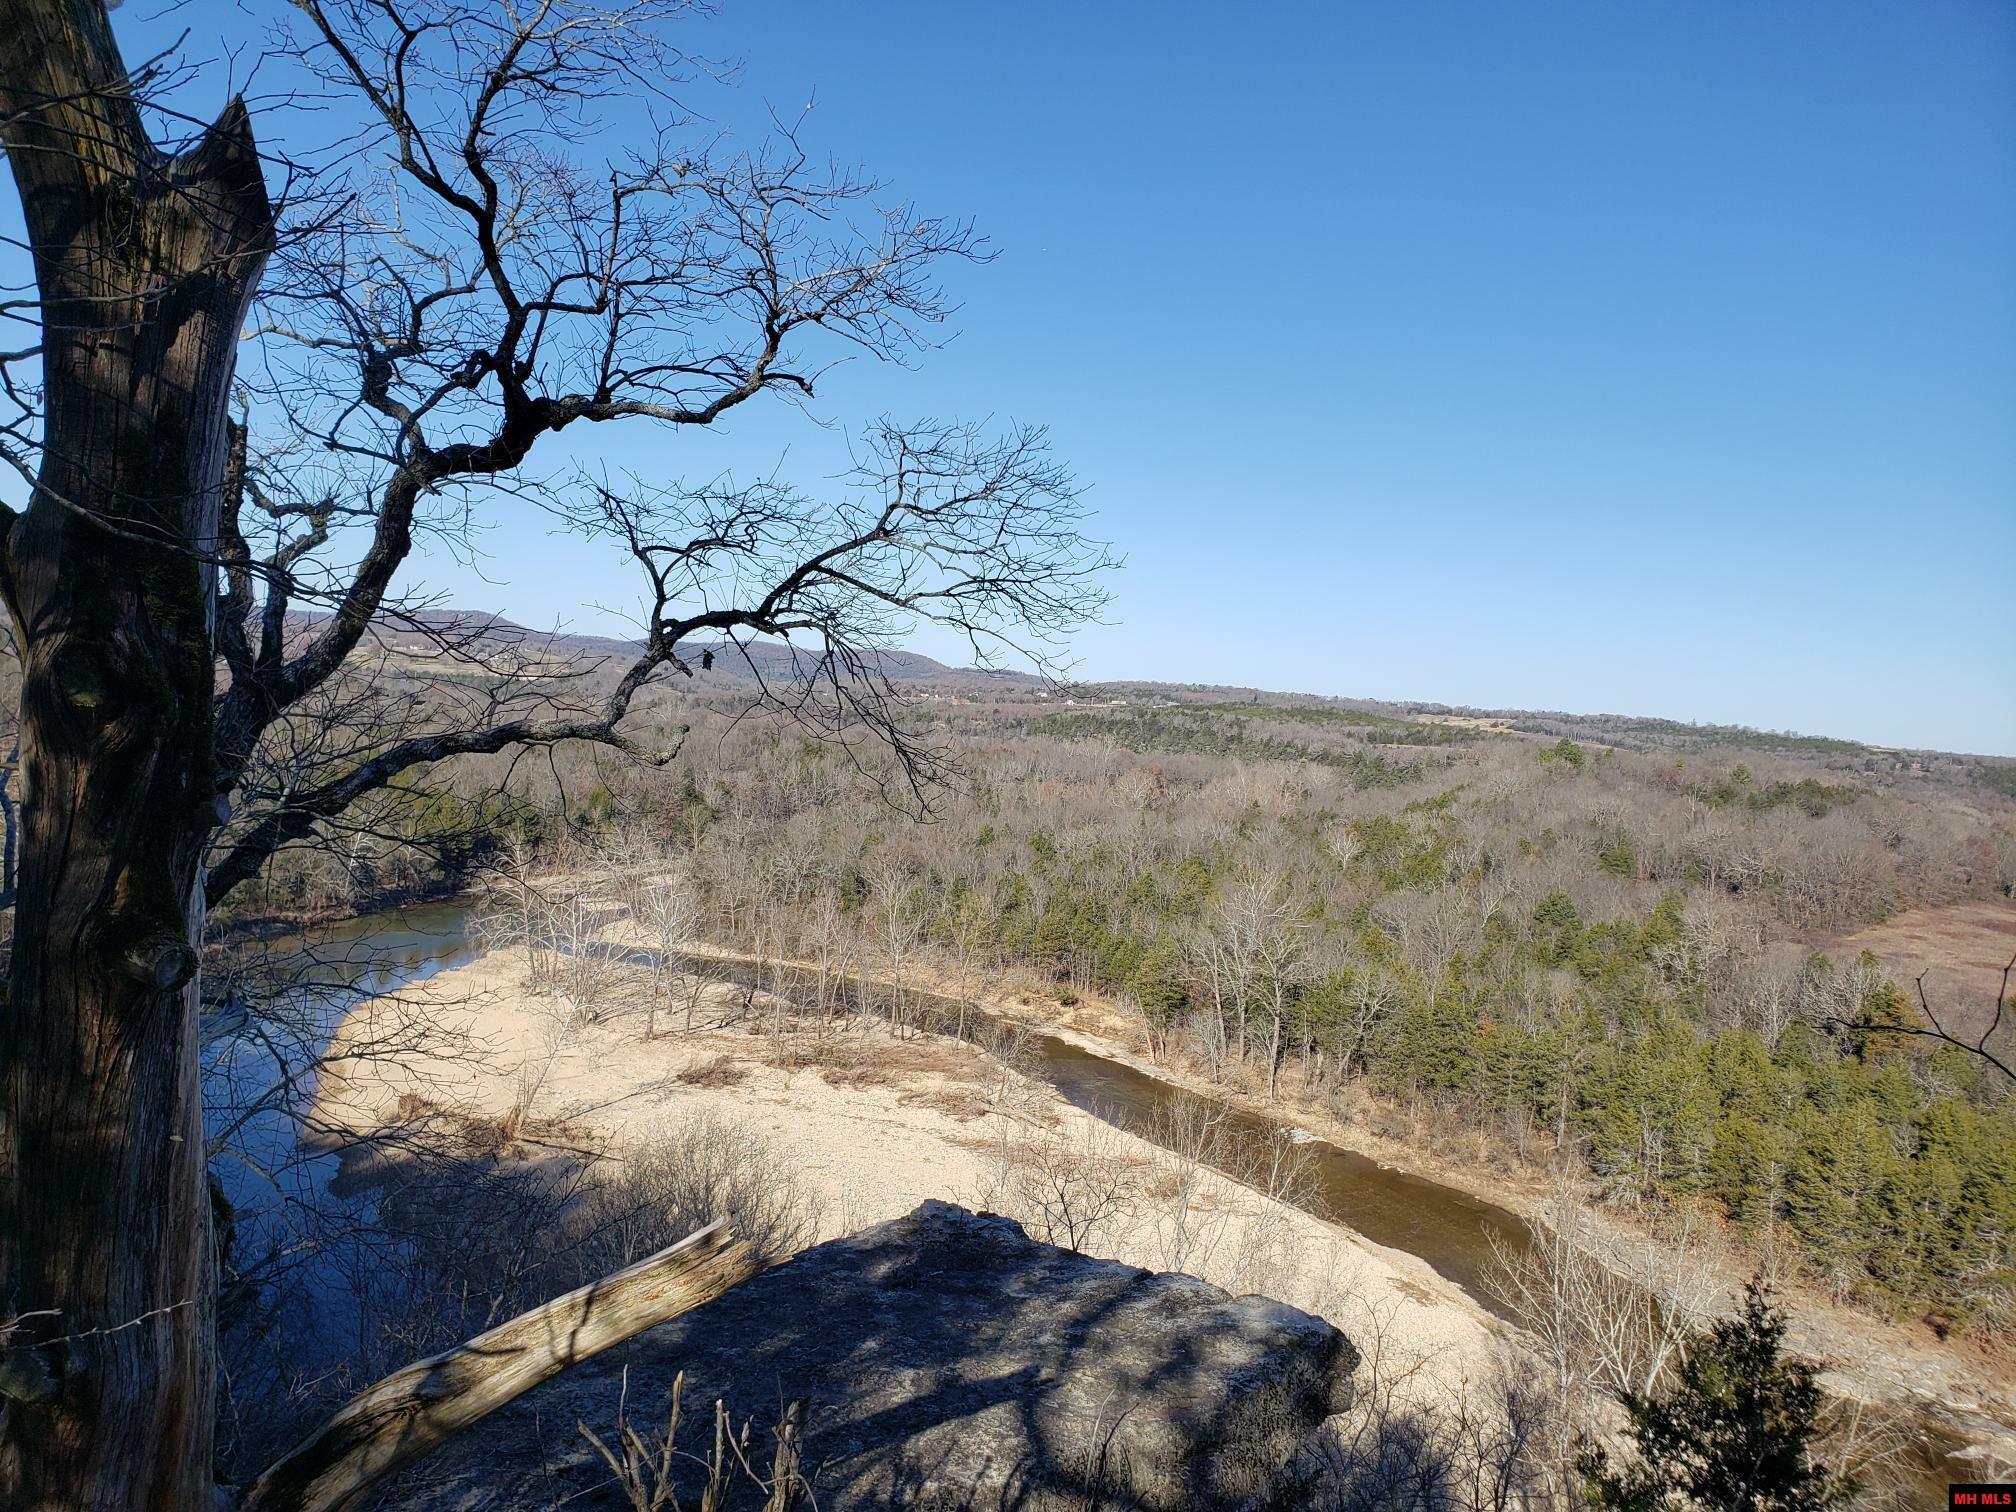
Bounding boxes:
1390 887 1476 997
1183 919 1240 1077
974 1018 1045 1116
1335 964 1399 1084
0 1 1107 1502
1300 1303 1553 1512
630 865 702 1040
980 1120 1142 1256
1253 902 1319 1100
1185 864 1296 1075
866 855 926 1037
1135 1096 1239 1278
1484 1184 1720 1498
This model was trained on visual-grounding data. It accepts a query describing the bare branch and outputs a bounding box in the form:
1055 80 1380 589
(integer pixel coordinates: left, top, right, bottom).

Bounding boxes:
1829 950 2016 1084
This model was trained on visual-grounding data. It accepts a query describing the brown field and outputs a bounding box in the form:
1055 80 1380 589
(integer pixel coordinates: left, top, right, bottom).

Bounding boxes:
1816 899 2016 1039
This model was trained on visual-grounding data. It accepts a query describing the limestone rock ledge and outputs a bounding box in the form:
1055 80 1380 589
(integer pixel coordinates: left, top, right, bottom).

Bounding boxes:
384 1199 1359 1511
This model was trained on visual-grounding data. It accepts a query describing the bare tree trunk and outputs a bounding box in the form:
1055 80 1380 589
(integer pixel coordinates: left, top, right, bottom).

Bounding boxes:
0 741 18 905
1266 1006 1284 1101
0 4 272 1504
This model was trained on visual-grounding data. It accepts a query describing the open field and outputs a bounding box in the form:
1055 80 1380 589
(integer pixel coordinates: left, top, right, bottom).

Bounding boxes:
1806 900 2016 1041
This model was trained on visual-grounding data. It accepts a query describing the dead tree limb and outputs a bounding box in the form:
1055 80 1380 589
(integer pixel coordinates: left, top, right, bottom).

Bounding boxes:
238 1220 759 1512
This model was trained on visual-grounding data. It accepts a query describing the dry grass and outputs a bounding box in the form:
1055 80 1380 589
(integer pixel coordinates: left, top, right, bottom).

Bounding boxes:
815 1061 896 1090
677 1054 750 1089
1809 899 2016 1040
897 1085 994 1122
757 1030 987 1090
361 1089 577 1166
582 1367 807 1512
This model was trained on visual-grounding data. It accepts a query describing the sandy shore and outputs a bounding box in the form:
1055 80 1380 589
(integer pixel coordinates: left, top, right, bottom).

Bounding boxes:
311 941 1516 1406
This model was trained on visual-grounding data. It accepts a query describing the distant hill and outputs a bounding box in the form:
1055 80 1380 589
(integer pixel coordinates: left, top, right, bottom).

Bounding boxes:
298 608 2014 782
296 608 1044 690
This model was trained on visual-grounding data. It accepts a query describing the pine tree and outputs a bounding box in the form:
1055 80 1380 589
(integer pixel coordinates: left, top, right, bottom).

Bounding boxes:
1580 1279 1852 1512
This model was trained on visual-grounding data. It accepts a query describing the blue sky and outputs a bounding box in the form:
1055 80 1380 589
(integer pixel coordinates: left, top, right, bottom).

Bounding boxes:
61 3 2016 751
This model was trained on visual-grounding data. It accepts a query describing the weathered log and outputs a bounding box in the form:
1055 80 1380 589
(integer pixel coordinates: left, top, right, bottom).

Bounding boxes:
238 1221 760 1512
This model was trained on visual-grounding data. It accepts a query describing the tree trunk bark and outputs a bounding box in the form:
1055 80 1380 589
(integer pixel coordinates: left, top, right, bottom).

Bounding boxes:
0 2 273 1506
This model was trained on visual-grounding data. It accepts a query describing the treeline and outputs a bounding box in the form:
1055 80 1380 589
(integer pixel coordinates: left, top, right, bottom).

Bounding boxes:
214 776 527 923
1182 700 1475 744
1508 714 1873 758
1025 706 1457 781
831 795 2012 1325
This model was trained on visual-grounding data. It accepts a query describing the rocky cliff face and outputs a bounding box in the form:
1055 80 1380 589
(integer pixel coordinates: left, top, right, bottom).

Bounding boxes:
383 1200 1358 1511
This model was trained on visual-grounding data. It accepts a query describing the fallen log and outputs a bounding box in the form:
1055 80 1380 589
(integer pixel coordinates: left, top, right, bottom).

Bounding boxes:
239 1220 759 1512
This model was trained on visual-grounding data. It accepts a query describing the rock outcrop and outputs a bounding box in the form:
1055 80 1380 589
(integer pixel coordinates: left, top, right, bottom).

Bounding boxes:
385 1200 1358 1511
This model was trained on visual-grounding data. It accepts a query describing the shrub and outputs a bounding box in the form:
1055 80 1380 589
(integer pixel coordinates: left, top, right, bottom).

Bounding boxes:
1579 1279 1853 1512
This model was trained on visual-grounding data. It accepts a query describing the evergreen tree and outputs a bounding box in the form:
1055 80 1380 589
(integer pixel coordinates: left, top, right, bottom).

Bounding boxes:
1580 1279 1852 1512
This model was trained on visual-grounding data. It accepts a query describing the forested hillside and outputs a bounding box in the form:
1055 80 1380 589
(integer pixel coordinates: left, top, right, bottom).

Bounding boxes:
225 650 2016 1335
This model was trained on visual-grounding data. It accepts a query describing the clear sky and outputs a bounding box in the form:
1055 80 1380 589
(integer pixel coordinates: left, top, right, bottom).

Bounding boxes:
57 2 2016 752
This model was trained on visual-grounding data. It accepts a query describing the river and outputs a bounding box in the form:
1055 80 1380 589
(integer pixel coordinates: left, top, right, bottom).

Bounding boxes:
205 899 1984 1497
691 950 1540 1308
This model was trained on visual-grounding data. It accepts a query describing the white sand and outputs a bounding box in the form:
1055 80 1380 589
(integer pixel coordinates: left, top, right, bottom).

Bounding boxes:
312 941 1514 1401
